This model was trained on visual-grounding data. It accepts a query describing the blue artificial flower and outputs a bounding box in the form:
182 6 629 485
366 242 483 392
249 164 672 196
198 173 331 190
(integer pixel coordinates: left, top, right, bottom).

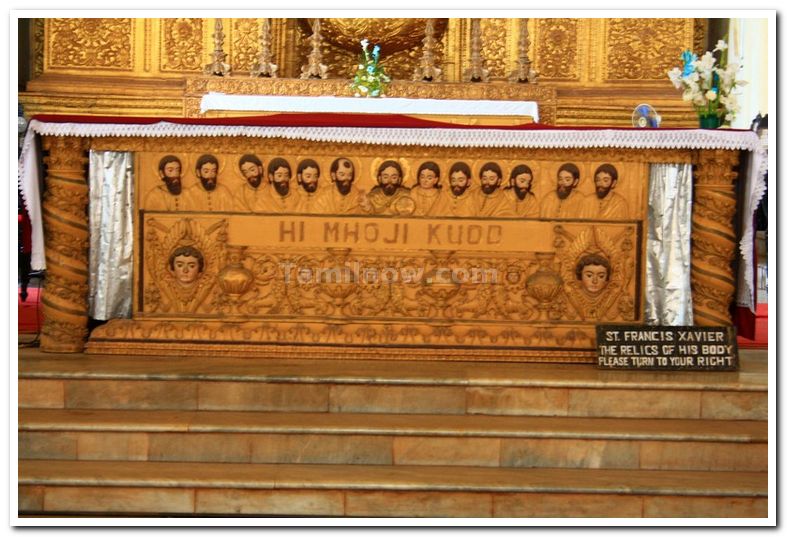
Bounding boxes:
681 50 697 77
372 45 380 60
367 64 375 74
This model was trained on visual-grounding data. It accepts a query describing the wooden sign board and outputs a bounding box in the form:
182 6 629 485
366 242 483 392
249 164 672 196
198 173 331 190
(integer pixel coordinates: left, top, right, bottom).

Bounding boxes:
596 325 739 371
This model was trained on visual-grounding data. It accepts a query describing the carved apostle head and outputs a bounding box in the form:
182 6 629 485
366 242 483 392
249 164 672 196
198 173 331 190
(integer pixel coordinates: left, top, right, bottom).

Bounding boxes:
168 245 205 287
330 158 355 196
416 161 441 190
556 163 580 200
448 161 472 197
158 155 183 195
195 154 220 192
508 164 534 200
376 160 404 197
297 159 321 194
593 163 619 200
576 253 612 295
238 154 264 189
267 158 292 197
479 162 503 195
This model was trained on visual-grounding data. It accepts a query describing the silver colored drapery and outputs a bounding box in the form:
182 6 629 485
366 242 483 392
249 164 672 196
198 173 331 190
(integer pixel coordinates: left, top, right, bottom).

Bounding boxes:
88 151 134 320
645 163 693 325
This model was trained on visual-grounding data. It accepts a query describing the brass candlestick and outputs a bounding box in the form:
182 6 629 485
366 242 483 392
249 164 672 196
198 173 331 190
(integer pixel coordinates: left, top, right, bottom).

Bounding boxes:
464 18 489 83
413 19 442 82
509 19 538 83
204 18 231 77
250 18 278 78
300 18 329 80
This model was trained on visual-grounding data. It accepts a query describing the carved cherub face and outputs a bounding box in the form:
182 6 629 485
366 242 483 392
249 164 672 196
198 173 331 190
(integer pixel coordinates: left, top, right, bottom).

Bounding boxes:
580 264 609 295
172 254 202 286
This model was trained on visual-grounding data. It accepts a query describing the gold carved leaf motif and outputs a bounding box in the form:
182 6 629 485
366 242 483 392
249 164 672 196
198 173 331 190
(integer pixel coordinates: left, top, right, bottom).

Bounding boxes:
605 18 689 80
481 18 508 78
47 18 133 70
231 18 261 73
534 18 579 80
161 18 204 72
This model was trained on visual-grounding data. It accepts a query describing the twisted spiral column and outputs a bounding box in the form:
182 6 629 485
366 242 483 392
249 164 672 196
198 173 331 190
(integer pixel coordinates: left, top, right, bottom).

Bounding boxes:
40 136 90 352
691 149 740 326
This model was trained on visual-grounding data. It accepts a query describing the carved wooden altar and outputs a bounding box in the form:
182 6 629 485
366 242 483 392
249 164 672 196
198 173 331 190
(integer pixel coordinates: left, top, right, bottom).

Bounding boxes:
27 115 751 363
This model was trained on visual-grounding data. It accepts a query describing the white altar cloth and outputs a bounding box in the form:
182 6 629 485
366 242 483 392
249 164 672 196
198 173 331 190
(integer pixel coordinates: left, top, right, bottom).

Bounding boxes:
200 93 540 122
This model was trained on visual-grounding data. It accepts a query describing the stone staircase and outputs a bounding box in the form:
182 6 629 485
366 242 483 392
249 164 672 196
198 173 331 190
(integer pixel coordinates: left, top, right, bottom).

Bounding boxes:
18 348 769 518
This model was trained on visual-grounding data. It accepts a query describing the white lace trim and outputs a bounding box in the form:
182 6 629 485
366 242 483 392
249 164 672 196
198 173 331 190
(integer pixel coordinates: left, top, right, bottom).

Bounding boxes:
24 119 762 150
736 133 769 311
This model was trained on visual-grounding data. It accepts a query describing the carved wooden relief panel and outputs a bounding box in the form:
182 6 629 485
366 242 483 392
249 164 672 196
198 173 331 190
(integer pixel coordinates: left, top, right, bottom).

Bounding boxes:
604 18 693 81
533 18 580 81
230 18 261 73
46 18 134 71
160 18 205 73
88 139 649 362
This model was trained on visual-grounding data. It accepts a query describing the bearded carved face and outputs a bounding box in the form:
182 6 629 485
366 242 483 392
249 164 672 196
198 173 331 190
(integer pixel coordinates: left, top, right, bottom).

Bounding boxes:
556 170 578 200
449 171 470 197
594 171 616 199
197 162 218 191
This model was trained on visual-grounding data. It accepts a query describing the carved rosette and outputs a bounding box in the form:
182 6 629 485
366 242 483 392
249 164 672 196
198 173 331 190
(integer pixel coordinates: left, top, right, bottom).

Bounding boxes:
691 149 740 326
40 136 90 352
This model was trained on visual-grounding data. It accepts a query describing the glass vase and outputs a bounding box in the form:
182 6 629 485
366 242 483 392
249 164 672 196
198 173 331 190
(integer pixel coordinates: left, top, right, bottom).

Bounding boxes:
699 114 721 129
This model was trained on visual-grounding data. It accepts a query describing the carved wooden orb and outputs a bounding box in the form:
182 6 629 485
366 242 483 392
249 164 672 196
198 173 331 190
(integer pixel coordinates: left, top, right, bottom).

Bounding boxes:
301 18 448 55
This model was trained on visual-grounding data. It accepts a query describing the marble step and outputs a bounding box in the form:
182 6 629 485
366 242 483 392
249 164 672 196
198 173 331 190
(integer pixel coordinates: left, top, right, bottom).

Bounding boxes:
19 409 767 471
19 460 768 517
19 349 767 420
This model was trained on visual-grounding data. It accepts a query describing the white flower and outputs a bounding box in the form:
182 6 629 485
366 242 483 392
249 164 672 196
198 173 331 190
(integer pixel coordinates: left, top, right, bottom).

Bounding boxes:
705 89 718 101
725 112 734 122
714 40 728 52
667 67 683 89
360 39 369 50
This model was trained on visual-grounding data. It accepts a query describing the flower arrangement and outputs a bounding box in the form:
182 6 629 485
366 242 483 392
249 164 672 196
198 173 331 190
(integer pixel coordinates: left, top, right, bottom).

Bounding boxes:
668 39 747 127
350 39 391 98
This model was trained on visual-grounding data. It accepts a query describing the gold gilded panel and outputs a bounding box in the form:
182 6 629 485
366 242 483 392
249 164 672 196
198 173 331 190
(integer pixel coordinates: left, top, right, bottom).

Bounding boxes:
297 18 448 81
34 18 45 77
46 18 134 71
604 19 692 81
160 18 204 72
533 18 579 81
480 18 509 78
230 18 261 73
